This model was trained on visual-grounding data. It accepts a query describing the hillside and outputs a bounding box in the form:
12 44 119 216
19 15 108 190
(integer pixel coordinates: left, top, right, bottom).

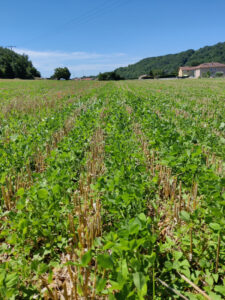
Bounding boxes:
0 47 41 79
115 42 225 79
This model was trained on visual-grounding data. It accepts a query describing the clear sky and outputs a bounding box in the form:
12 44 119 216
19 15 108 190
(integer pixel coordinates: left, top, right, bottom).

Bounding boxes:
1 0 225 77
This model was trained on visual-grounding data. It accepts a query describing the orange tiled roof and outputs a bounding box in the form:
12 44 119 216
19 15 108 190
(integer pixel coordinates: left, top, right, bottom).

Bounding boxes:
180 62 225 70
180 66 196 71
197 62 225 68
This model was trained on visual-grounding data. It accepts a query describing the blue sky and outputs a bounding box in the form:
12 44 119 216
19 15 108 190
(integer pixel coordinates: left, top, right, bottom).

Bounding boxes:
1 0 225 77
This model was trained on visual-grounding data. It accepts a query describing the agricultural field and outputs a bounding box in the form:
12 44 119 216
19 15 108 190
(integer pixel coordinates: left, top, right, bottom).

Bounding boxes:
0 78 225 299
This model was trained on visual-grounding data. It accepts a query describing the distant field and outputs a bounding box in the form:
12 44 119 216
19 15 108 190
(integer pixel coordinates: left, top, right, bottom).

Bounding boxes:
0 79 225 299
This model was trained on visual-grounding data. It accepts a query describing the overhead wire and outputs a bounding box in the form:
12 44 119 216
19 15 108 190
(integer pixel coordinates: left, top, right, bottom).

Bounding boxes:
20 0 132 47
78 0 131 27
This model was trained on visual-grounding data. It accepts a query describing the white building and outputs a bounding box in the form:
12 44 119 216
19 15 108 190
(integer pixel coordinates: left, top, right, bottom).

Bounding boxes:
178 62 225 78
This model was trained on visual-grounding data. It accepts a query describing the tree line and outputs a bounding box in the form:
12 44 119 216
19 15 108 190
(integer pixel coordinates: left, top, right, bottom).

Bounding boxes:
0 48 73 80
0 47 41 79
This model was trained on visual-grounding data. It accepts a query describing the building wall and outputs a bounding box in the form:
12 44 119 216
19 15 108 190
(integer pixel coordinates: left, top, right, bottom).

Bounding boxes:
179 66 225 78
196 67 225 78
179 69 195 77
178 69 183 77
195 69 201 78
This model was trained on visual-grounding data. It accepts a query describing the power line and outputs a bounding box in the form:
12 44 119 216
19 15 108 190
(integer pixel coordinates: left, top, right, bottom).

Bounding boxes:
70 0 131 28
21 1 119 46
20 0 132 47
57 0 123 28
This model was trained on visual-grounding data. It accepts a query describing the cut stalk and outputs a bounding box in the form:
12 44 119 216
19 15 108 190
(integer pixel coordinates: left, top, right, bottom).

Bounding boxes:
190 227 193 261
215 232 221 273
177 272 212 300
157 278 188 300
153 267 155 300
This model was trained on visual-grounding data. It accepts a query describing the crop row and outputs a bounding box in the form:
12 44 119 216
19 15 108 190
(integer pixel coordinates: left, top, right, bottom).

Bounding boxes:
121 87 225 299
43 87 224 299
0 92 106 298
0 80 103 113
0 80 224 299
0 85 107 210
124 80 225 158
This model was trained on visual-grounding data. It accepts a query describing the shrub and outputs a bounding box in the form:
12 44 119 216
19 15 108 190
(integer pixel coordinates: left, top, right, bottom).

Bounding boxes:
51 67 71 80
98 71 123 81
202 71 211 78
215 71 224 77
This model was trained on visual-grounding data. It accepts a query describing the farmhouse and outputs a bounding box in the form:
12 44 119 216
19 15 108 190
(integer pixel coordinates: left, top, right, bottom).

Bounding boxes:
178 62 225 78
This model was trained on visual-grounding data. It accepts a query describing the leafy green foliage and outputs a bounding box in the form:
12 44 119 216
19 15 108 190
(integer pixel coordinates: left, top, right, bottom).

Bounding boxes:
51 67 71 80
0 79 225 299
98 71 124 81
215 71 224 77
0 46 41 79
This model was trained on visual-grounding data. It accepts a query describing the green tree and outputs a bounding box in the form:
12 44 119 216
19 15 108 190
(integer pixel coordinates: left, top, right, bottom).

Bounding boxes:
149 70 154 78
189 61 200 66
4 62 14 78
152 69 164 78
98 71 123 81
13 56 28 79
0 47 41 79
51 67 71 80
30 66 41 78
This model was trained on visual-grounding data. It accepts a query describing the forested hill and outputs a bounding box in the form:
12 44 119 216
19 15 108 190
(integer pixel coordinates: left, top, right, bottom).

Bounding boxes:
115 42 225 79
0 47 41 79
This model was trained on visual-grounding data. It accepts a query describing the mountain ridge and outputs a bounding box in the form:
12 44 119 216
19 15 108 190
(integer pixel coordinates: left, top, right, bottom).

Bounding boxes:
115 42 225 79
